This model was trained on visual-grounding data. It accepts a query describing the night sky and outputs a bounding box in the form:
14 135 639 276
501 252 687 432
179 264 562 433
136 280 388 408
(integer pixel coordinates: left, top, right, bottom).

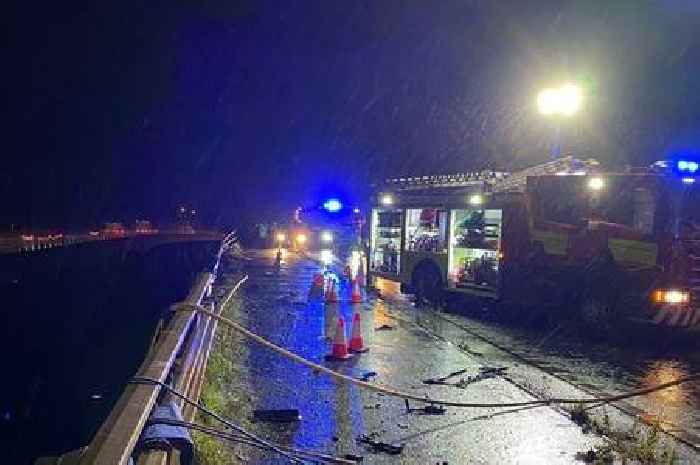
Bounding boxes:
5 0 700 230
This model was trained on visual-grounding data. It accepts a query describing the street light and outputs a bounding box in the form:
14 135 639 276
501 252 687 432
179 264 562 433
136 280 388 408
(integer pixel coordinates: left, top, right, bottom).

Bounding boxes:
537 83 583 159
537 84 583 116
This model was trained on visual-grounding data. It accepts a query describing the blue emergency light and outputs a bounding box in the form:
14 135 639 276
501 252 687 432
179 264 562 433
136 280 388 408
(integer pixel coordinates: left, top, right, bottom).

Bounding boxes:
677 160 699 173
323 198 343 213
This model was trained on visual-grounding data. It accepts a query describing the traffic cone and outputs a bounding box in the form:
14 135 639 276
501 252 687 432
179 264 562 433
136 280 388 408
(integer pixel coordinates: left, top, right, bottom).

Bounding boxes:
349 312 368 353
325 317 352 361
350 278 363 303
325 277 338 303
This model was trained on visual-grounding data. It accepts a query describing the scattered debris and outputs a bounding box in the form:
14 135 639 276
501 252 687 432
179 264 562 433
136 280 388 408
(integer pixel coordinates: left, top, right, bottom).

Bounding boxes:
375 324 395 331
357 371 377 382
397 423 409 429
364 403 382 410
343 453 363 462
404 399 446 415
356 435 404 455
423 368 469 385
423 366 507 389
252 409 301 423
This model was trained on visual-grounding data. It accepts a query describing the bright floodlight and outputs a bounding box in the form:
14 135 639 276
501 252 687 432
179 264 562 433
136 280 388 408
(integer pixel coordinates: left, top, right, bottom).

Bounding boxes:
468 194 483 206
321 231 333 243
537 84 583 116
380 194 393 206
296 233 307 244
588 177 604 191
276 232 286 242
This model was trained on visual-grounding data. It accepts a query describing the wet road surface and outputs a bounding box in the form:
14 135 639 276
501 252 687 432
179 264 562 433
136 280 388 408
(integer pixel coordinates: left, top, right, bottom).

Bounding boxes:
206 249 605 464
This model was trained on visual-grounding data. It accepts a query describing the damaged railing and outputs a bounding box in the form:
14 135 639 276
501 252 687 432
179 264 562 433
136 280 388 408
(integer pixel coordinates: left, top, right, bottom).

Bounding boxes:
35 231 239 465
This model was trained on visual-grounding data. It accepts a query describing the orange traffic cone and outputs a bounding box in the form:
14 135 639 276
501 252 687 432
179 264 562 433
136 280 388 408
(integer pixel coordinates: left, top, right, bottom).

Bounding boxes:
350 278 362 303
325 277 338 303
349 312 368 353
325 317 352 361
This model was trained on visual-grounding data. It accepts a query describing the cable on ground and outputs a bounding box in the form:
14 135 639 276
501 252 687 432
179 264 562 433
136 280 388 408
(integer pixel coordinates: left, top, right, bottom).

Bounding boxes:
178 298 700 410
144 417 356 464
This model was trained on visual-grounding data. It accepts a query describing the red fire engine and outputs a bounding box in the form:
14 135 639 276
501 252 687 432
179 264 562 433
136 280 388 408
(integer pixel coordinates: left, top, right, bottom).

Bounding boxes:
368 157 700 335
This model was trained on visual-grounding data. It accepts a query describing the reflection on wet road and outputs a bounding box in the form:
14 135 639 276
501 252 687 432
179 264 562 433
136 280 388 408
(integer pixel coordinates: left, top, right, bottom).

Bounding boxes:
373 279 700 450
210 249 602 464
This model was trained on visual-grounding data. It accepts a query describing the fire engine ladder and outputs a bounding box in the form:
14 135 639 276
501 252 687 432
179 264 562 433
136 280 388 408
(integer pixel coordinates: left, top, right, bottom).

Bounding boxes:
491 156 599 193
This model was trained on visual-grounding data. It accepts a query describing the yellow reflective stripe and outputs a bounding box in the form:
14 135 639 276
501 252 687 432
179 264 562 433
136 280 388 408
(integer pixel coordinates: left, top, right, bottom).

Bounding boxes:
531 229 568 255
609 238 657 266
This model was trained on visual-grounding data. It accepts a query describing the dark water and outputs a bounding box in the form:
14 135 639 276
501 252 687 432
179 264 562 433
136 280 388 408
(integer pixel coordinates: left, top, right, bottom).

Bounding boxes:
0 240 218 465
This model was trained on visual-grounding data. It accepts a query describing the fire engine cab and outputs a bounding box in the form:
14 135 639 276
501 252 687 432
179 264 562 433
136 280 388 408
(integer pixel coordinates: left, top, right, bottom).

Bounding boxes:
368 157 700 334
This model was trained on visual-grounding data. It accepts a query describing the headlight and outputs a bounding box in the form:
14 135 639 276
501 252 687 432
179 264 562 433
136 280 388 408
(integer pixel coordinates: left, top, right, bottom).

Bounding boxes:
320 249 333 265
321 231 333 243
652 289 690 305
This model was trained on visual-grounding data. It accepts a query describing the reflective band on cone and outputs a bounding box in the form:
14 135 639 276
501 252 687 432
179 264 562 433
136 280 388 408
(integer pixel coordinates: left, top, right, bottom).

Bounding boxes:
325 317 352 361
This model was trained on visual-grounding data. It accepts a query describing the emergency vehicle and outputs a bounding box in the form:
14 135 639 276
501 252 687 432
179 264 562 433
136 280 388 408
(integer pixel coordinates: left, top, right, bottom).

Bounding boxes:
368 157 700 334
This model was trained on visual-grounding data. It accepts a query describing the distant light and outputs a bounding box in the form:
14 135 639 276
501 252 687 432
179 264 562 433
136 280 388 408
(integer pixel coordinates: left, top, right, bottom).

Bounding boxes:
677 160 699 173
468 194 483 206
323 198 343 212
682 177 696 185
588 177 605 191
353 208 360 214
276 232 286 242
295 233 307 244
537 83 582 116
380 194 394 206
321 231 333 243
320 249 334 265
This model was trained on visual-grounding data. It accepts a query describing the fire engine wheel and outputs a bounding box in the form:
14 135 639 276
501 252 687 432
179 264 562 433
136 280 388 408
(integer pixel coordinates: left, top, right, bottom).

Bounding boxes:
412 263 443 307
580 295 618 338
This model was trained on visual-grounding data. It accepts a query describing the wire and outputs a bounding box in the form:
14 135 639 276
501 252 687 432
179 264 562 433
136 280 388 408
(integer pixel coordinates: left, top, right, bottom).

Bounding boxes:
146 417 357 464
131 376 303 464
178 303 700 409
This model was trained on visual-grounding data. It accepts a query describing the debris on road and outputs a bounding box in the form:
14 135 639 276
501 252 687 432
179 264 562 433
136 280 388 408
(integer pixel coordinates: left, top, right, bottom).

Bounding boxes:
356 434 404 455
343 453 364 462
404 399 446 415
423 366 508 389
423 368 469 385
375 324 395 331
357 371 377 382
252 409 301 423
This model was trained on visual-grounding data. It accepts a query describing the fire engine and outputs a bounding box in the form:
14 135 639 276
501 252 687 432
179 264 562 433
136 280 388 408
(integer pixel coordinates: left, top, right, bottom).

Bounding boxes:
368 156 700 334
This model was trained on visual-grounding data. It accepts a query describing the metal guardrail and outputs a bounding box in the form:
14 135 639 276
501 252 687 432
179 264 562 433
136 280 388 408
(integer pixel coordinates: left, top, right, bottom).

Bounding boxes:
35 231 239 465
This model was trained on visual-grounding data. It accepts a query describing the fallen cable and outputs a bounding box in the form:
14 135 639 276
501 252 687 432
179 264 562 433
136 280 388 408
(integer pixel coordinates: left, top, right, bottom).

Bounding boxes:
145 417 356 464
179 303 700 409
131 376 305 464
